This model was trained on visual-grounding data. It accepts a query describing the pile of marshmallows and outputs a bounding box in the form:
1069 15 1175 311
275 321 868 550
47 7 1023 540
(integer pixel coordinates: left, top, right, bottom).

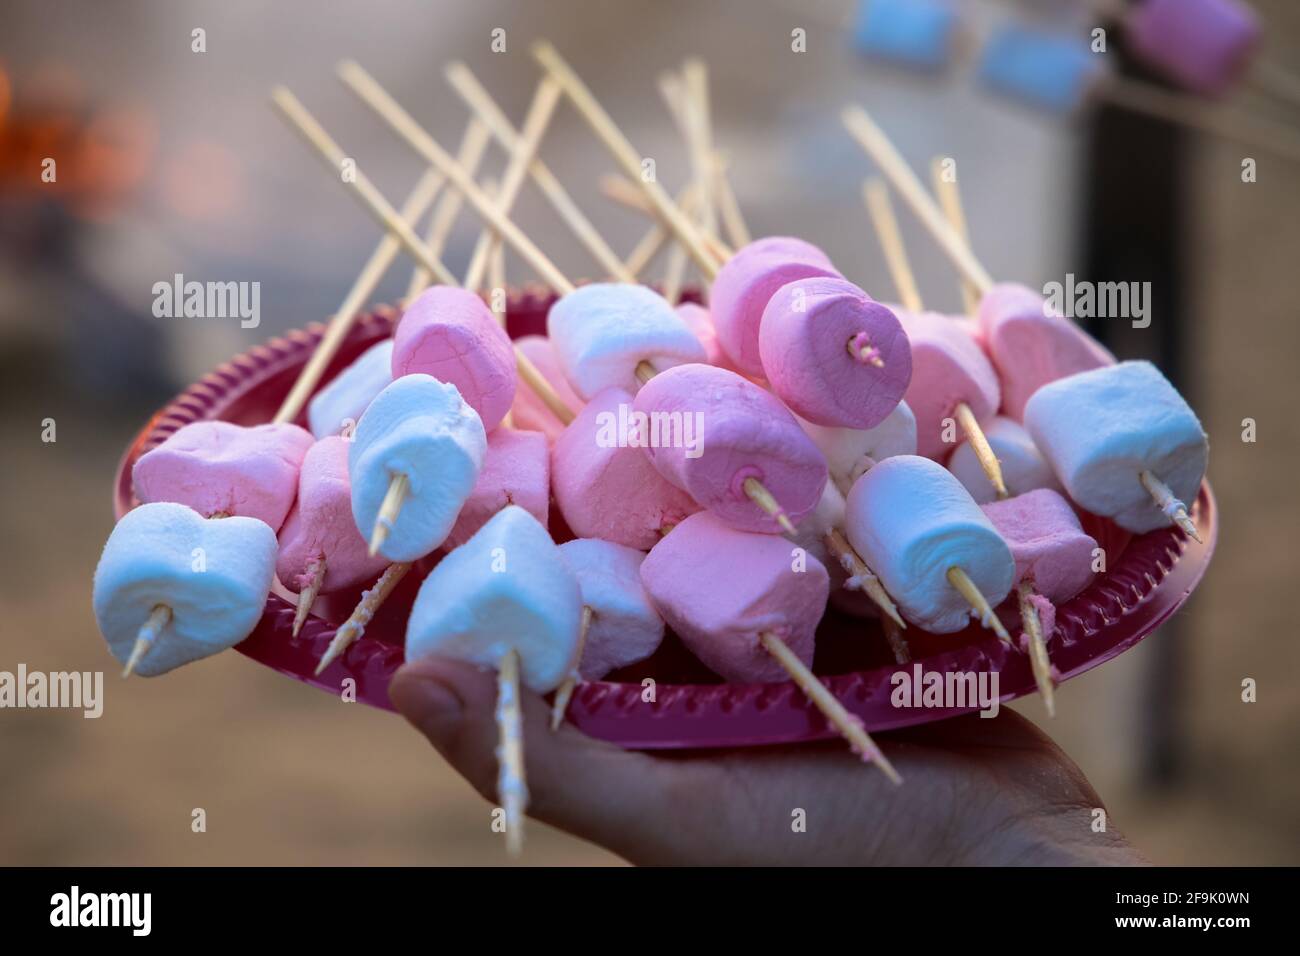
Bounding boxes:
93 235 1208 712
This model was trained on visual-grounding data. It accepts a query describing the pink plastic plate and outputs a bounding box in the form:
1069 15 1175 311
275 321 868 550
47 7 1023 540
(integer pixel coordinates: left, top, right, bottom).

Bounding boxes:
114 294 1217 749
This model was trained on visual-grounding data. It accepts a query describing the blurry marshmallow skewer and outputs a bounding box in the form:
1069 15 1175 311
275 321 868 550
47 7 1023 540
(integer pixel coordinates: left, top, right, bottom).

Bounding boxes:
842 103 1199 541
337 59 808 538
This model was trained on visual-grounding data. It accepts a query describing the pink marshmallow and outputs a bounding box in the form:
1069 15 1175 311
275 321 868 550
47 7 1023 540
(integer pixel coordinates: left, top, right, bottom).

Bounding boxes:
981 489 1097 606
551 387 701 550
977 283 1114 421
677 302 740 373
276 436 389 593
443 428 549 550
709 237 841 376
759 276 911 428
897 310 1000 461
133 420 313 530
640 511 829 682
508 335 583 441
391 285 517 431
633 364 828 533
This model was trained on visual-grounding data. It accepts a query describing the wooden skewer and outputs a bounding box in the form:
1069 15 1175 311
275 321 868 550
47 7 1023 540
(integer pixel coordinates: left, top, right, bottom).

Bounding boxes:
463 76 563 292
496 647 528 856
292 558 327 637
946 566 1013 644
621 181 704 279
954 402 1009 500
445 62 634 282
657 69 693 305
1016 581 1056 718
862 178 923 314
743 477 797 536
683 58 718 240
879 610 911 667
463 178 501 292
823 528 906 630
532 40 722 277
550 604 593 731
314 561 412 676
406 119 493 301
337 60 576 297
122 603 171 678
929 158 980 315
1138 469 1201 542
842 105 995 297
600 173 734 261
713 151 751 248
368 471 409 557
759 631 901 784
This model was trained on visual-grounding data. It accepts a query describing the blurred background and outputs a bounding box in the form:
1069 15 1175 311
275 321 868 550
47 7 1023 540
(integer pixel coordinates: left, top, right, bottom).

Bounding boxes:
1 0 1297 865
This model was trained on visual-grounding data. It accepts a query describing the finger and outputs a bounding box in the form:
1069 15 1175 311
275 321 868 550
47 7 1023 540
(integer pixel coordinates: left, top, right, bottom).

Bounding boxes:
389 657 705 860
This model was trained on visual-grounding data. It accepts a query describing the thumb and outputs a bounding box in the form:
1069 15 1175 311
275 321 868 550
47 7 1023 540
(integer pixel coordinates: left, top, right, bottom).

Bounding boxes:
389 657 698 861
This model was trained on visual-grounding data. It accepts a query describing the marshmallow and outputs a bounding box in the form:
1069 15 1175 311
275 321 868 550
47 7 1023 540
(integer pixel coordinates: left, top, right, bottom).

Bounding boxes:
1024 361 1208 534
132 420 313 530
790 481 877 617
759 276 912 428
276 437 389 593
948 416 1062 505
547 283 706 400
844 455 1015 634
508 335 583 442
851 0 959 71
444 428 549 551
633 364 829 533
92 502 277 676
557 539 664 680
978 24 1104 113
795 400 917 491
307 339 394 439
981 489 1097 606
551 387 701 550
977 283 1114 421
349 374 487 562
1126 0 1259 97
677 302 740 372
392 285 517 431
897 310 1000 461
709 237 841 376
406 505 582 693
640 511 829 682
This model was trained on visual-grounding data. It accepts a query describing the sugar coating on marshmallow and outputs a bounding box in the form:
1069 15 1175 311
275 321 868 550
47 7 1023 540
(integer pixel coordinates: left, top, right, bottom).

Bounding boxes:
709 237 840 376
392 285 517 431
981 489 1097 606
759 276 912 428
1023 361 1208 534
551 387 701 550
308 339 394 439
406 505 582 693
677 302 740 373
444 428 549 551
132 420 313 531
796 400 917 492
949 416 1062 505
640 511 829 682
349 374 487 562
633 364 828 533
558 538 664 680
509 335 583 442
547 283 706 400
844 455 1015 634
277 436 390 593
92 502 276 676
1127 0 1259 96
976 283 1114 421
897 310 1000 461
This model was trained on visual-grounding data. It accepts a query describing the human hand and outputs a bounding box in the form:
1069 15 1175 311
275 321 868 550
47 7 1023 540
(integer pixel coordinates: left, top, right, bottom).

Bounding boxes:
390 658 1147 866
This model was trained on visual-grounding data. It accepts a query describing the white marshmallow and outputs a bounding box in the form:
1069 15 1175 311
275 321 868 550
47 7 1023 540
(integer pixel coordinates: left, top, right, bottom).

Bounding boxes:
547 283 707 399
308 339 394 439
92 502 277 676
406 506 582 692
557 539 664 680
949 416 1063 505
1024 361 1208 533
349 374 487 562
845 455 1015 633
795 400 917 490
